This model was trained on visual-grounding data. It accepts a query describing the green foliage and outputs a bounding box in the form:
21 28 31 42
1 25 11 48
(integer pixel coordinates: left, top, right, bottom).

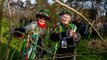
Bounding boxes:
1 16 107 60
1 0 107 59
1 43 20 60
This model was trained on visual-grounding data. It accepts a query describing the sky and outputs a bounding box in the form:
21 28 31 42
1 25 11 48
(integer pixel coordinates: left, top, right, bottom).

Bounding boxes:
21 0 67 5
48 0 67 4
21 0 36 4
48 0 54 4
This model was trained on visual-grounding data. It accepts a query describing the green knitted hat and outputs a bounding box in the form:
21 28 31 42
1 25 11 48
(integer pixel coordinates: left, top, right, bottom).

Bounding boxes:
59 9 71 16
36 10 50 20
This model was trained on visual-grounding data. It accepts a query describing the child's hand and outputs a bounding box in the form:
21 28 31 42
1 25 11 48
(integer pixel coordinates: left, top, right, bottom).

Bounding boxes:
69 30 74 37
73 33 77 39
69 30 77 39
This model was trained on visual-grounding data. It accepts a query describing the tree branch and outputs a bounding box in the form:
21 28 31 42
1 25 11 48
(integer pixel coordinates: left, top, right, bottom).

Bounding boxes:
0 0 5 60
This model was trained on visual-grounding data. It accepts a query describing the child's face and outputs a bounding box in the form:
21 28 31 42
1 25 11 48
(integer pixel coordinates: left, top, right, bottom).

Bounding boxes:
38 17 47 24
61 14 71 25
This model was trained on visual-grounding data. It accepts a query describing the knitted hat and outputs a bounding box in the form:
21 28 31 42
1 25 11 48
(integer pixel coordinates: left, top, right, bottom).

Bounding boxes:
36 10 50 20
59 9 71 16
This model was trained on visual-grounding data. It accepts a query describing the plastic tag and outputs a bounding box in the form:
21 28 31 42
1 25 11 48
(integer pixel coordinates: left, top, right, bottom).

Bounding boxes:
61 40 67 48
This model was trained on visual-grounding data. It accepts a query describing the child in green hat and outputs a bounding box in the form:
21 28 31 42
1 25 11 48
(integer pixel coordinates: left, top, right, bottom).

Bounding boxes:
50 10 80 60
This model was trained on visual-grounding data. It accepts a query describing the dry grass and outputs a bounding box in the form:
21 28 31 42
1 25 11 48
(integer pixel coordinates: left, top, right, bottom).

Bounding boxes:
88 39 107 51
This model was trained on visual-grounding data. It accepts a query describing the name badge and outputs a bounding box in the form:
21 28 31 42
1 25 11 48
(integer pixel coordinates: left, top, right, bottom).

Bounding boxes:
61 40 67 48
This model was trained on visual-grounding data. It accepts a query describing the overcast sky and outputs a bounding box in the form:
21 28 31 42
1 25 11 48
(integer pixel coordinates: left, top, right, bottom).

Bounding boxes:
48 0 54 4
21 0 67 4
48 0 67 4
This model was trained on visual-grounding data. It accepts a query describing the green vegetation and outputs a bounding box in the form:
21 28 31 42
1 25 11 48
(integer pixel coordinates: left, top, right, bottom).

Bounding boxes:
76 38 107 60
1 18 107 60
1 0 107 60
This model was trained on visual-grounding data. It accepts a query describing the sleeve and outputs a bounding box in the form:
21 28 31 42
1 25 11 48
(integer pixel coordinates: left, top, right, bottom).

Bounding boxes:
24 22 37 34
73 25 77 32
50 25 60 42
50 32 60 42
69 23 77 32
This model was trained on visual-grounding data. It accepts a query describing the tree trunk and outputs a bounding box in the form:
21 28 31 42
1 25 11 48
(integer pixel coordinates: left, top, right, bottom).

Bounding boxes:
0 0 5 60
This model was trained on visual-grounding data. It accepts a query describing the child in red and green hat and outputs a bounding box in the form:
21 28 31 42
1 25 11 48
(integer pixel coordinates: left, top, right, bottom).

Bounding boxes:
24 9 50 60
13 9 50 60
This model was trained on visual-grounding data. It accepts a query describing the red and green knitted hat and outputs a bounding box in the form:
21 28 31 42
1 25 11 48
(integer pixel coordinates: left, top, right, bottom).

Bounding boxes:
36 10 50 20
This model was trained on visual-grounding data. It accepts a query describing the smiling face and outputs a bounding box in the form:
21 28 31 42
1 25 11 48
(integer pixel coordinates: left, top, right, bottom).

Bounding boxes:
61 14 71 25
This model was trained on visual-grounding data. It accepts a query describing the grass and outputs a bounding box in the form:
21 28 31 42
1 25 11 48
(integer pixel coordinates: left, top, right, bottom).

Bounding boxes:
76 38 107 60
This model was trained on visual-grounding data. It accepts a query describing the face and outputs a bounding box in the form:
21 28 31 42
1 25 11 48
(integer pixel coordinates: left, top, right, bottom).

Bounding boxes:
38 17 47 24
61 14 71 25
